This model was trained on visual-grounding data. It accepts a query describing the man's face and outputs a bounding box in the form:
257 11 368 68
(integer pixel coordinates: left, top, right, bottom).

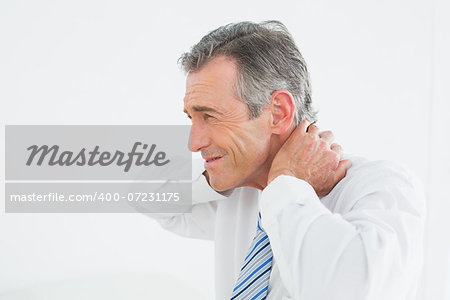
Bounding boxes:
184 56 273 191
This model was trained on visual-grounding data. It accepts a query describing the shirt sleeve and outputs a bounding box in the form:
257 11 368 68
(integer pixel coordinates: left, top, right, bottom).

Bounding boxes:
146 158 229 241
259 160 426 300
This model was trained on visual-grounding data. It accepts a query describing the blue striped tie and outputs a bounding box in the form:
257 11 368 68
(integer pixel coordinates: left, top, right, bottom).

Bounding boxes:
231 212 273 300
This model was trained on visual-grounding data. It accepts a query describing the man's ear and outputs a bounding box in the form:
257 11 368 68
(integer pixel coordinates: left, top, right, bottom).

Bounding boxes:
269 89 295 134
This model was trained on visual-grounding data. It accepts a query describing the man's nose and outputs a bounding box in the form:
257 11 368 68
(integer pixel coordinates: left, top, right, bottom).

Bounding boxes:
188 122 211 152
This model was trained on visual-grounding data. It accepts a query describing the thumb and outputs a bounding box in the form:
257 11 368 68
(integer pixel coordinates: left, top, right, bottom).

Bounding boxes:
333 159 352 183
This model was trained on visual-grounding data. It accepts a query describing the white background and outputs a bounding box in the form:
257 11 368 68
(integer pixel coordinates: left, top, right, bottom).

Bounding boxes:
0 0 449 299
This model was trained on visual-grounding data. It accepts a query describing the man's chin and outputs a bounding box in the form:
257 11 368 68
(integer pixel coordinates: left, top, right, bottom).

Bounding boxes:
209 177 236 194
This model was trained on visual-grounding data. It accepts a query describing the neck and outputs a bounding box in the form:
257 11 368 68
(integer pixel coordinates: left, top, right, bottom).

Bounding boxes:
241 132 293 190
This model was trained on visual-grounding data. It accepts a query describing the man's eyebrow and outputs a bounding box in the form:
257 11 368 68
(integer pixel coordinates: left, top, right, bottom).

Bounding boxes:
183 106 223 115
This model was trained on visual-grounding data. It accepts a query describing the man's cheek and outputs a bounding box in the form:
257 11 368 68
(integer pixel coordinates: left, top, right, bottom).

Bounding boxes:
229 138 250 165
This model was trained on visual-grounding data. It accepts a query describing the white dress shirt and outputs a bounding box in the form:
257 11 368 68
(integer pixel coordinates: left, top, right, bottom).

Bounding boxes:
150 155 426 300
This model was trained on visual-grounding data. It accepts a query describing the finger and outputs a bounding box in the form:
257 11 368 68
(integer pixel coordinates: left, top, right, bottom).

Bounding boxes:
330 143 343 159
319 130 334 143
333 159 352 183
297 119 310 134
307 124 320 136
289 119 310 141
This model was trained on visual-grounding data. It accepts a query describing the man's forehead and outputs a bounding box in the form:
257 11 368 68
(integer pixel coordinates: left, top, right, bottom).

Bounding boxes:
183 57 240 113
183 84 222 112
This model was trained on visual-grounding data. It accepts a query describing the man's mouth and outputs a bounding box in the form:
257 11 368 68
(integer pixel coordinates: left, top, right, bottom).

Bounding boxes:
206 156 222 163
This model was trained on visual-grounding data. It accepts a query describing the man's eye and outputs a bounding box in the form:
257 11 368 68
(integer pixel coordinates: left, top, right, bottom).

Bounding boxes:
204 114 215 120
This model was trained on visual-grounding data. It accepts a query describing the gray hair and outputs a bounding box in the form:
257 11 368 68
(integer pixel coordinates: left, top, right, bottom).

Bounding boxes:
178 20 317 125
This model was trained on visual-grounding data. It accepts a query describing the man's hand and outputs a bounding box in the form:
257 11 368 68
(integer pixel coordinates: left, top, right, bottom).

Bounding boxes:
267 120 352 197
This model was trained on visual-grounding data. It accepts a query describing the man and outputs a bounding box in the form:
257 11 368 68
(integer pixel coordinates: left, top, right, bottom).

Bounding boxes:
151 21 425 300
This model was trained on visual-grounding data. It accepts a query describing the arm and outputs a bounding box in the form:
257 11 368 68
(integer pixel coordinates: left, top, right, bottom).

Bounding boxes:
261 160 425 299
147 159 229 241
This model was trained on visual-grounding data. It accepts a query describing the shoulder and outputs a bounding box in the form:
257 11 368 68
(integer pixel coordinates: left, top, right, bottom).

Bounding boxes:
343 155 417 184
342 154 422 190
325 154 426 215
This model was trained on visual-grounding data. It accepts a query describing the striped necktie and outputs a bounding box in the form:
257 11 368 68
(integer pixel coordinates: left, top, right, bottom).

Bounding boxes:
231 212 273 300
